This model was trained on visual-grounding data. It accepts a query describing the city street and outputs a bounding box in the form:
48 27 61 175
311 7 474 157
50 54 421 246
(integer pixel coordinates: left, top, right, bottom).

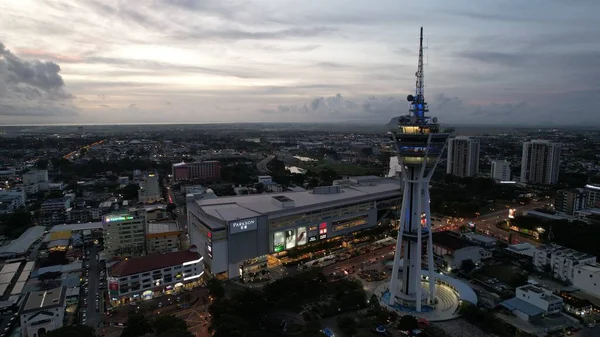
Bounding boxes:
433 201 547 246
573 325 600 337
86 245 103 329
322 244 395 275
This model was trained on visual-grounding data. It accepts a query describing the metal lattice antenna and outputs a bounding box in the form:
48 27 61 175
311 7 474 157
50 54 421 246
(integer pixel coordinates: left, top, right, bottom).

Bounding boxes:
415 27 425 103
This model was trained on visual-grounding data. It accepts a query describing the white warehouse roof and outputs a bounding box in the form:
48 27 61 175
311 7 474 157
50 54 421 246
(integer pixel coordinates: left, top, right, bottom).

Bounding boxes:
0 226 46 257
50 222 103 232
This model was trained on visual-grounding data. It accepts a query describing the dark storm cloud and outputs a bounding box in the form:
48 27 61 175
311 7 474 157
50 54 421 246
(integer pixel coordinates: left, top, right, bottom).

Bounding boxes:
0 42 77 117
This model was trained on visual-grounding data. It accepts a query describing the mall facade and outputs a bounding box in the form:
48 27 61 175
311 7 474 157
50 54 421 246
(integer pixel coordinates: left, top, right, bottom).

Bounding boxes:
186 176 402 279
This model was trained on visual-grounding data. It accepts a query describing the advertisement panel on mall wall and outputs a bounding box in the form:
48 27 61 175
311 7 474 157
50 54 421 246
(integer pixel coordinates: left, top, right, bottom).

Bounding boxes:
285 229 296 249
273 231 285 252
297 226 307 246
108 277 119 296
230 218 258 234
308 235 318 243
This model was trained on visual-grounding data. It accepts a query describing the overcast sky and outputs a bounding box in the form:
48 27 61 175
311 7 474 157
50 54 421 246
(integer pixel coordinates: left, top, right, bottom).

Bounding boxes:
1 0 599 125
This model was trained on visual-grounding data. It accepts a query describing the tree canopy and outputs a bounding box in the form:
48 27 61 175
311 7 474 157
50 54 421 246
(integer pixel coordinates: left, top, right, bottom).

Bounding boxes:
47 325 95 337
120 313 193 337
208 270 367 336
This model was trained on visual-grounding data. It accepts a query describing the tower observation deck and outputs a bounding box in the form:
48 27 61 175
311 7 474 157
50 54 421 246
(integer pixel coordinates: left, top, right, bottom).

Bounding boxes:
387 27 451 312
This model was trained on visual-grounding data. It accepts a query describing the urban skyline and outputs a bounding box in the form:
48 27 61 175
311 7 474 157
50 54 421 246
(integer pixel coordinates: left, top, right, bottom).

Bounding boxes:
1 1 600 126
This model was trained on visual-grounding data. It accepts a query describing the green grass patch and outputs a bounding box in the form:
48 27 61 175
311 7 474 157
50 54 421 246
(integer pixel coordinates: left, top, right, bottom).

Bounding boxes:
318 163 382 176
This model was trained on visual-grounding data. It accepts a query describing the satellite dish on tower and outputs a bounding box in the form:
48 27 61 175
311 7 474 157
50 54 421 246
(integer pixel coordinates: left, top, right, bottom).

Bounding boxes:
407 95 414 102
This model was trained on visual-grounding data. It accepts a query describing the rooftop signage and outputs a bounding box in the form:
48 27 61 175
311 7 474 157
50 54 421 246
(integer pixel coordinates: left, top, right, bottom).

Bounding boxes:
230 218 258 234
104 215 134 223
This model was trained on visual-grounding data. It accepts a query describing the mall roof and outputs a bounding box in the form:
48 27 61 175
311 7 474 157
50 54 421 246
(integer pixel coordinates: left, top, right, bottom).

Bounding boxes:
500 297 545 317
191 176 401 226
21 286 66 314
0 226 46 256
110 249 201 277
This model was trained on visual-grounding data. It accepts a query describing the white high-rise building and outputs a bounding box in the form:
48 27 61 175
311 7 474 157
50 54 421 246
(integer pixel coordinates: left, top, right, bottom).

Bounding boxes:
520 140 561 185
103 213 146 258
491 160 511 181
446 136 480 178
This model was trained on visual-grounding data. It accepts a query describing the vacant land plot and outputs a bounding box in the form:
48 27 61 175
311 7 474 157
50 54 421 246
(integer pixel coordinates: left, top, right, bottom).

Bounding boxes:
481 264 522 285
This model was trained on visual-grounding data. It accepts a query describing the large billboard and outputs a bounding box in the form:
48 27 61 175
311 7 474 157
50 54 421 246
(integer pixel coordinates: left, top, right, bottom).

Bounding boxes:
230 218 258 234
285 229 296 249
297 227 307 246
108 277 119 296
508 209 516 219
273 232 285 252
319 222 328 240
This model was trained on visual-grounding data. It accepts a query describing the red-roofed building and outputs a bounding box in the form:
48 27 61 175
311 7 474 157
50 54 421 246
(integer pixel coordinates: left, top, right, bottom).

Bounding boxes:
107 246 204 305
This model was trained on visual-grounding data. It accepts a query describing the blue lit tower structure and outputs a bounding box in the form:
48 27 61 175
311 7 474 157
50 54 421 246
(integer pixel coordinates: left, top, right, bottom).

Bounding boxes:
387 27 451 312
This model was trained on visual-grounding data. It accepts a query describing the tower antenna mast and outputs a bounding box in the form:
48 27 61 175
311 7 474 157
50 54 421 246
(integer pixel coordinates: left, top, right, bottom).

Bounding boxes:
415 27 425 104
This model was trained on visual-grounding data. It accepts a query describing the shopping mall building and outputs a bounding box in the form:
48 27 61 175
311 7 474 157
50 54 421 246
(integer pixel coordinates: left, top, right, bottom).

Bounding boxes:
186 176 402 279
107 247 204 306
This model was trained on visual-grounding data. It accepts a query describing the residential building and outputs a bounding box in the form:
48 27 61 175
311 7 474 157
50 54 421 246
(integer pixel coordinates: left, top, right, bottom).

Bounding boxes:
107 247 204 306
490 160 511 181
572 264 600 298
0 190 26 214
187 176 401 279
446 136 480 177
516 285 563 314
559 291 593 317
257 176 283 192
130 204 169 222
146 222 182 254
39 198 71 226
172 161 221 182
520 140 561 185
138 171 161 203
67 207 102 223
555 189 589 215
22 170 48 185
533 243 596 282
500 284 563 322
431 231 485 270
19 286 66 337
584 184 600 208
103 213 146 258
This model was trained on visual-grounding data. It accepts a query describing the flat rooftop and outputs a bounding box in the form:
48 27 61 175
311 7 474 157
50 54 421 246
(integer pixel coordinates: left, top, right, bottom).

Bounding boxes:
21 286 66 314
191 176 401 226
536 243 595 261
147 222 180 234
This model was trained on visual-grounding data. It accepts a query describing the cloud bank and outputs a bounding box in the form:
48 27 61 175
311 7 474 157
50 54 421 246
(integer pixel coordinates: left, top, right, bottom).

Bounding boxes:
0 42 77 118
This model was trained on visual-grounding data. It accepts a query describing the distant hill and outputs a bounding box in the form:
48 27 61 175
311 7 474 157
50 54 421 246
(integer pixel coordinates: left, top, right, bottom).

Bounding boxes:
386 116 400 127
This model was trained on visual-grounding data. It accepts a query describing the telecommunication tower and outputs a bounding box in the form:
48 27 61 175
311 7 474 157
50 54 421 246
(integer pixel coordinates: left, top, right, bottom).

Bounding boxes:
387 27 451 311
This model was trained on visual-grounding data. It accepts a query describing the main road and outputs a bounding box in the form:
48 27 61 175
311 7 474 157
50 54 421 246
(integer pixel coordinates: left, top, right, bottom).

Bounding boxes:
432 201 547 246
86 244 103 329
256 154 275 174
